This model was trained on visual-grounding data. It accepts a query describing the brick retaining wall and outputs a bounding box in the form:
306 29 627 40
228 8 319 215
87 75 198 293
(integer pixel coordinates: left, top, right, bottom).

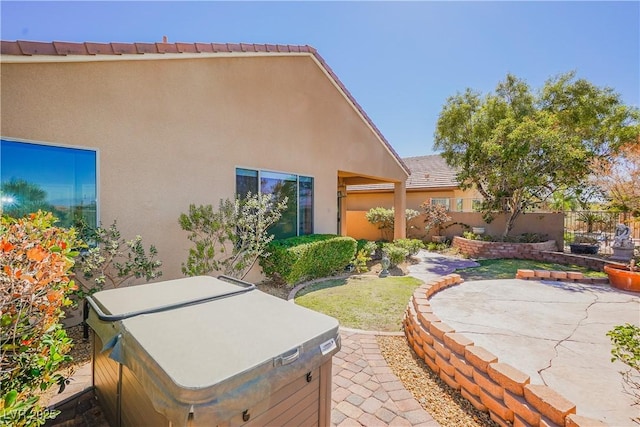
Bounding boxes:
452 237 558 259
452 237 620 271
404 274 608 427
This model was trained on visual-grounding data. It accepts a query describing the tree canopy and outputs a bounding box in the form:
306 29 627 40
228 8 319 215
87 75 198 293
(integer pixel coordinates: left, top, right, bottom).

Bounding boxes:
434 72 639 236
593 139 640 217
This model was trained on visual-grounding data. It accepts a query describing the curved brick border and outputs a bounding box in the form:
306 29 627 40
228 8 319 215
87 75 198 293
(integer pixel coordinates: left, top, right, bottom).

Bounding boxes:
515 269 610 285
403 274 608 427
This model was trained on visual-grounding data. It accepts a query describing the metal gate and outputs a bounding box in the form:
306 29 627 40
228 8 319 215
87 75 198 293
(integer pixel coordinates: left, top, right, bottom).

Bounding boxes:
564 211 640 254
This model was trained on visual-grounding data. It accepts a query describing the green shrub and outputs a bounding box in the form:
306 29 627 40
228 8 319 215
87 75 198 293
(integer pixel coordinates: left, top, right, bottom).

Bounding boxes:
382 243 409 267
365 207 421 240
426 241 451 251
392 238 424 256
261 235 357 285
352 240 377 273
463 231 479 240
607 323 640 423
74 219 162 297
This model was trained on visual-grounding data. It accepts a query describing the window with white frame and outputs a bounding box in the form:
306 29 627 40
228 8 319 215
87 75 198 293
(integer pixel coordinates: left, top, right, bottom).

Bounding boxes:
430 198 450 211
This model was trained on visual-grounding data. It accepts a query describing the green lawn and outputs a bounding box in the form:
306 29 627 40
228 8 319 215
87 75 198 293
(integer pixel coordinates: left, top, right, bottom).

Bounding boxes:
295 275 422 332
456 258 607 281
294 258 606 332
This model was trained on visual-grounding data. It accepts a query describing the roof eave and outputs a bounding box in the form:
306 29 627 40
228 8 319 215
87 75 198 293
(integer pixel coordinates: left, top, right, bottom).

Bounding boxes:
1 40 410 177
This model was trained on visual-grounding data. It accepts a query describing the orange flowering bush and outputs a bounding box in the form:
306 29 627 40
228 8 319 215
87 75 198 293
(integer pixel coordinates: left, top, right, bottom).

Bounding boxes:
1 211 79 425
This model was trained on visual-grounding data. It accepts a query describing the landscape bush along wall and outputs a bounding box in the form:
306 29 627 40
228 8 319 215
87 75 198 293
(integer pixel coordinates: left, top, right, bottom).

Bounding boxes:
452 237 615 271
404 274 608 427
260 235 357 285
346 211 565 243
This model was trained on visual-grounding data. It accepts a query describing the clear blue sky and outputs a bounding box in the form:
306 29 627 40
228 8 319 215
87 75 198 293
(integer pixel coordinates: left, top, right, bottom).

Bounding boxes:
2 1 638 157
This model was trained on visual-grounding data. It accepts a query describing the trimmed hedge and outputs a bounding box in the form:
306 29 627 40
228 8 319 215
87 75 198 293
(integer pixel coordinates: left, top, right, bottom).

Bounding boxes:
260 234 357 285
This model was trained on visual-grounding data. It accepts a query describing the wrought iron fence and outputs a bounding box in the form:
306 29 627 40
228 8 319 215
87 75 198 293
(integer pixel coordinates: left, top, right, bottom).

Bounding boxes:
564 211 640 254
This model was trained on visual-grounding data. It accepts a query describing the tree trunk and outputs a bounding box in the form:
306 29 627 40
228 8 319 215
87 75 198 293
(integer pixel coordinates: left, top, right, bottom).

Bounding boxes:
502 204 523 238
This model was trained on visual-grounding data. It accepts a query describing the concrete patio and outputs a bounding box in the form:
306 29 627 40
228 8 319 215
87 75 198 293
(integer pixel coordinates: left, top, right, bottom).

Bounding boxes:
428 278 640 426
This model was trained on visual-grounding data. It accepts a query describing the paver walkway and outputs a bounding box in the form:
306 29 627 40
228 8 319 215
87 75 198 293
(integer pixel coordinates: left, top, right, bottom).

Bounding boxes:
331 329 439 426
327 251 479 426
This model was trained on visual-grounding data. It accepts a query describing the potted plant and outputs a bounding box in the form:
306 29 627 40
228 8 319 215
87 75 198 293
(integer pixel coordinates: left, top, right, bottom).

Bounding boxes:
605 259 640 292
569 235 600 255
421 202 452 243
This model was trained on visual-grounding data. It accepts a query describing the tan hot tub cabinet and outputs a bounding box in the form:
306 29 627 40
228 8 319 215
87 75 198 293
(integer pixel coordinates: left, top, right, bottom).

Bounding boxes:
86 275 341 427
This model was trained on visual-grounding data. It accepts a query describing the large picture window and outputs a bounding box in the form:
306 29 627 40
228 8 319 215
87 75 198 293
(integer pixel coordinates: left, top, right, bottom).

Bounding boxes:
1 139 98 229
236 168 313 239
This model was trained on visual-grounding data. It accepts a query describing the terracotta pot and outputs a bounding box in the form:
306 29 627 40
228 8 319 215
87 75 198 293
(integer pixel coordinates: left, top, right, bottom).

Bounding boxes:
604 264 640 292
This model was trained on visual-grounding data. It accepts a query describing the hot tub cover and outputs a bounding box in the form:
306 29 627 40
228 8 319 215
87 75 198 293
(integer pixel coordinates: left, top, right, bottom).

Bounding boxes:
86 276 340 425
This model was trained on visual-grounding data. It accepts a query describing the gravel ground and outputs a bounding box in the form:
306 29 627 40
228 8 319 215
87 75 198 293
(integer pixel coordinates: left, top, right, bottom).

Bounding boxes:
377 335 498 427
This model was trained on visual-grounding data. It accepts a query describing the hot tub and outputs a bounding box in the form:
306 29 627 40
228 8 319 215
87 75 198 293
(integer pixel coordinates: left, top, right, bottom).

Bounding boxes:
86 275 340 426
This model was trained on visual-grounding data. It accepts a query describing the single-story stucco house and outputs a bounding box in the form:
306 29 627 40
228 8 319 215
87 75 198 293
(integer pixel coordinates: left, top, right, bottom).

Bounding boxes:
345 154 564 243
346 154 483 240
0 39 410 282
347 154 483 212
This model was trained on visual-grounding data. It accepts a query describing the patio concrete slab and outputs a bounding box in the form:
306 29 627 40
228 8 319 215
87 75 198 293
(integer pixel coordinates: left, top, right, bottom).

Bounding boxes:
429 278 640 426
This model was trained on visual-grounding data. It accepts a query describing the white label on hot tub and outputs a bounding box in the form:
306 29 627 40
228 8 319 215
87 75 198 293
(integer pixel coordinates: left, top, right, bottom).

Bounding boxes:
320 338 337 356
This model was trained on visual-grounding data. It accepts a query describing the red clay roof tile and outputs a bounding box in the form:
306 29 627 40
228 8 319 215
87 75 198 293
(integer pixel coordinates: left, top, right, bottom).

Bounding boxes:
194 42 213 53
1 40 22 55
1 39 408 175
210 43 227 52
18 40 57 55
156 42 178 54
134 42 157 54
175 42 197 53
53 41 88 55
111 42 137 54
85 42 116 55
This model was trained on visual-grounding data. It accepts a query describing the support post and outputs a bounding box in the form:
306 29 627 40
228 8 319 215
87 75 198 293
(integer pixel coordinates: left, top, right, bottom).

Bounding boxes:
393 181 406 240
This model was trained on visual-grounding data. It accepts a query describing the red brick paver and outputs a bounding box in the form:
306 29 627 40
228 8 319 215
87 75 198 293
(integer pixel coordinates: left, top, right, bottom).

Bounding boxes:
332 330 440 426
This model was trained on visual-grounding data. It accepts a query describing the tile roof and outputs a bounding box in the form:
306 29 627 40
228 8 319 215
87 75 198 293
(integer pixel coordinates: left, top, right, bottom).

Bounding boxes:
1 40 409 176
348 154 460 192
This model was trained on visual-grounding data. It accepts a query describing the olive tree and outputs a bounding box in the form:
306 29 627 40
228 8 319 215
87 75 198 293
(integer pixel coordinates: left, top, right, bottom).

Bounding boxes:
179 192 288 279
434 72 639 237
365 207 421 240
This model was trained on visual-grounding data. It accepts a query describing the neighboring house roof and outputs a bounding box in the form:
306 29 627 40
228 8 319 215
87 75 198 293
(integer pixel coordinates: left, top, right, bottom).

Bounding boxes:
0 39 409 177
348 154 460 192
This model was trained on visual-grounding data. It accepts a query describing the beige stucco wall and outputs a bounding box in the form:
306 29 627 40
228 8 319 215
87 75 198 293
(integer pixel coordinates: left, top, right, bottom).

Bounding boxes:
347 210 564 245
1 54 407 281
347 188 481 212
